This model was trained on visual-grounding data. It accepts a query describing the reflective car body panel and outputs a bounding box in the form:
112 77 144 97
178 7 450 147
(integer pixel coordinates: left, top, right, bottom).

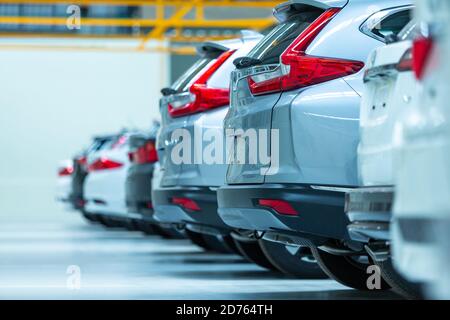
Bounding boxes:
225 0 413 187
158 36 262 188
358 39 416 187
392 0 450 297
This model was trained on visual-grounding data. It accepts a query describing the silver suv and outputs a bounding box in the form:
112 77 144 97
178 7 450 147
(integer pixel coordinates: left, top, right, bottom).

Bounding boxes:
217 0 413 289
152 33 265 253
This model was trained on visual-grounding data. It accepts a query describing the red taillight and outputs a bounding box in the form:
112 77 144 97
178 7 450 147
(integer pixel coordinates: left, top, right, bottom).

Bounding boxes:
132 140 158 164
88 158 123 172
168 50 236 118
171 197 201 212
58 166 74 177
396 48 413 72
413 36 434 80
76 156 88 170
249 8 364 96
258 199 298 216
76 156 87 166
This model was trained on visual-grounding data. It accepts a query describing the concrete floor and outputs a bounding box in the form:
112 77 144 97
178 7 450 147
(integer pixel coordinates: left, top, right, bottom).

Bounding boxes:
0 209 402 300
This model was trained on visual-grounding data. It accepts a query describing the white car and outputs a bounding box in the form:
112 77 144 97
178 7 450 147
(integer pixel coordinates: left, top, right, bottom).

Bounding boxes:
84 132 132 227
56 159 74 209
346 19 423 298
392 0 450 299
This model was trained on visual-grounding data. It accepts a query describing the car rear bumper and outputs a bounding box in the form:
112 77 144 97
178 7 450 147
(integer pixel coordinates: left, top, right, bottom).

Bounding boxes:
152 186 230 232
125 163 155 221
217 184 350 242
345 187 393 242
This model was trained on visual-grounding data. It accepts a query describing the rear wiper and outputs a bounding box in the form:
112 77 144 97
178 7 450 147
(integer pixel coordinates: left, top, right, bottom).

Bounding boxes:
233 56 262 69
161 87 178 96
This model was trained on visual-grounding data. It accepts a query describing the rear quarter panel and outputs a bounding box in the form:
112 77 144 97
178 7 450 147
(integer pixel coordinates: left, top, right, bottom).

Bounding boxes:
266 78 361 186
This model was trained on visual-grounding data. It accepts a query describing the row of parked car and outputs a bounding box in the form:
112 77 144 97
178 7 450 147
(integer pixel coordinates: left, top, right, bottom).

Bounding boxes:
57 0 450 299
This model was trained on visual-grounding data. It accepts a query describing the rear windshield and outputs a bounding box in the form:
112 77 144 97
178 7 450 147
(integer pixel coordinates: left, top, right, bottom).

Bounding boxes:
398 20 417 41
246 11 323 65
171 57 213 92
373 9 412 41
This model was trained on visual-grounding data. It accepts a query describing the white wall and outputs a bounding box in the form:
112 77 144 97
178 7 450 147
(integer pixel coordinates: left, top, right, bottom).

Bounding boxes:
0 41 168 221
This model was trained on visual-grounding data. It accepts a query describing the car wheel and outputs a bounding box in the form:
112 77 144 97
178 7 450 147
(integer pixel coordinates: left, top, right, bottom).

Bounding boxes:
310 245 391 291
220 234 243 256
258 239 328 278
185 229 232 253
137 221 159 235
98 216 119 228
185 229 212 251
154 224 186 239
375 258 423 299
81 212 98 223
201 234 234 254
231 237 278 271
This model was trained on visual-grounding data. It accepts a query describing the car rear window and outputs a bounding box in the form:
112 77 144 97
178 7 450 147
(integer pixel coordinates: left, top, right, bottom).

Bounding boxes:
397 20 417 41
86 137 112 154
246 11 323 65
171 57 213 92
372 9 412 41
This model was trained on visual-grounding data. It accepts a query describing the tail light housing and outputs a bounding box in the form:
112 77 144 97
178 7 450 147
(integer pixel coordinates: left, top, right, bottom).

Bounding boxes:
88 158 123 172
413 36 434 80
58 165 74 177
76 156 87 166
396 48 413 72
249 8 364 96
130 140 158 164
76 156 88 170
168 50 236 118
171 197 201 212
258 199 298 216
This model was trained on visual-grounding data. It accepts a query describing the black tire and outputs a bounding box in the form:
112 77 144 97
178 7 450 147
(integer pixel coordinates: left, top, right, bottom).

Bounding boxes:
201 234 234 254
221 234 242 255
127 219 142 232
259 239 328 279
154 225 186 239
185 229 212 251
97 216 117 228
311 245 391 291
231 237 278 271
137 221 159 235
376 258 423 299
123 219 138 231
82 212 99 223
184 229 232 253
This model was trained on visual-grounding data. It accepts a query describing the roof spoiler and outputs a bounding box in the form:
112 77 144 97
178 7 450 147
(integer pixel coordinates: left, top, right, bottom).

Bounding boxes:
197 30 263 56
274 0 348 22
196 42 229 57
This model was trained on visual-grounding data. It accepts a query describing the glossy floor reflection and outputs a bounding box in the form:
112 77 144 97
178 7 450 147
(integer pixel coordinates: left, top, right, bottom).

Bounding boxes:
0 210 402 300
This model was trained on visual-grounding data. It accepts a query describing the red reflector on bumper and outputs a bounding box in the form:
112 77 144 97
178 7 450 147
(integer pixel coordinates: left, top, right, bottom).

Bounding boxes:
258 199 298 216
172 197 201 212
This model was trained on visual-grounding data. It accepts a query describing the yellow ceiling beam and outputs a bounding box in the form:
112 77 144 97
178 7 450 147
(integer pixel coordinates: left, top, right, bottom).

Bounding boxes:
0 32 238 43
143 0 198 41
0 16 275 28
0 43 197 54
0 0 282 8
